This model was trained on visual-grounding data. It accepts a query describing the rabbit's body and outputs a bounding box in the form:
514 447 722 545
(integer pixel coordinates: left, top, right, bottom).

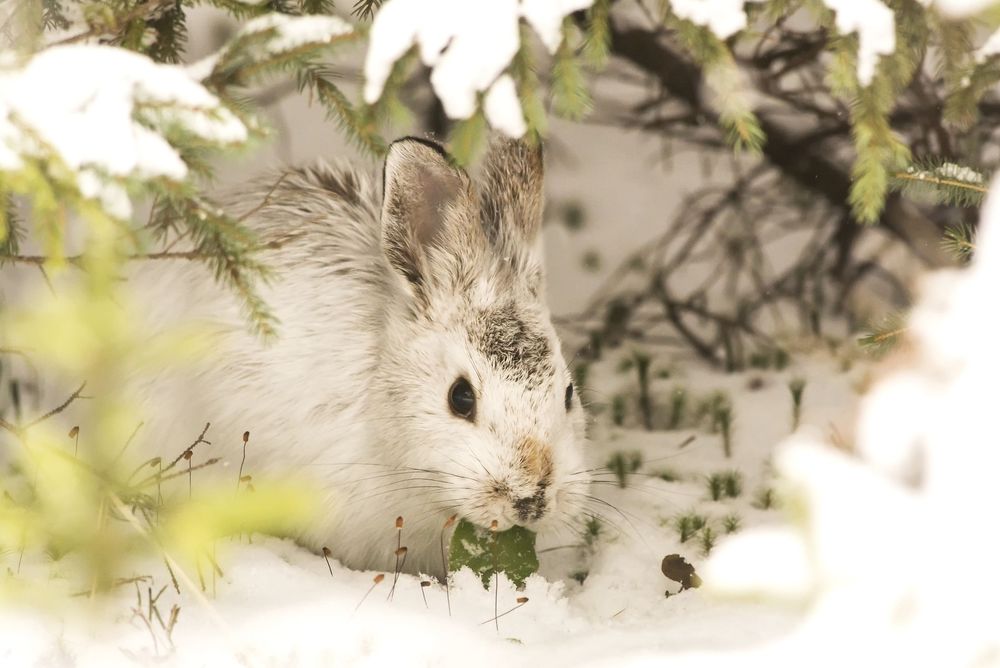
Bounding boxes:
135 138 587 577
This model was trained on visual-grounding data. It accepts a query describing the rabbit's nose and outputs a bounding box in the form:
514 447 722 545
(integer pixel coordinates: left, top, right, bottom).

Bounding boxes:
512 485 547 522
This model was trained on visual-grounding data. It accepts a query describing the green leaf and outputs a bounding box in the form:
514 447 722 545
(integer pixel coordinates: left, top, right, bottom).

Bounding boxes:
448 519 539 588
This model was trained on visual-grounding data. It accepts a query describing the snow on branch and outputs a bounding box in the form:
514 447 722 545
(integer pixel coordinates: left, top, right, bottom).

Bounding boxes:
189 12 357 85
0 45 246 218
669 0 897 88
237 13 353 55
668 0 757 40
362 0 591 137
820 0 896 86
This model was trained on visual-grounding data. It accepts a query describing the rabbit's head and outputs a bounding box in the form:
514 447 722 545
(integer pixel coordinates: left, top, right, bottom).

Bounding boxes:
373 136 587 532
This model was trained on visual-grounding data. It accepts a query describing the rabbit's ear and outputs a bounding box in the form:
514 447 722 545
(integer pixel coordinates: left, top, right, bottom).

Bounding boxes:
479 136 545 284
381 137 473 291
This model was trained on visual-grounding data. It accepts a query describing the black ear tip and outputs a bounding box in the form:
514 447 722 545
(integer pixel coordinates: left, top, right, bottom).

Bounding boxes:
387 136 451 161
382 136 459 197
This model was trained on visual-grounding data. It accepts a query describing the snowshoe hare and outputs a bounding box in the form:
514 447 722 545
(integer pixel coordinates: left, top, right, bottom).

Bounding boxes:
136 136 589 576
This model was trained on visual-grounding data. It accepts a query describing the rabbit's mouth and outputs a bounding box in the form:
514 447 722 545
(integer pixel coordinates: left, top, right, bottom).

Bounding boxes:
468 479 559 531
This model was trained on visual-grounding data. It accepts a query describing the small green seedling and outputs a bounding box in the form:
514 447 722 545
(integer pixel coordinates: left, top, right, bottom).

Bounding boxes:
655 468 681 483
674 513 707 543
699 526 716 556
708 394 734 458
581 250 601 272
560 201 586 231
449 519 539 588
583 516 602 547
707 474 725 501
748 347 789 370
707 470 742 500
667 387 687 429
611 395 626 426
606 450 643 488
748 350 770 370
752 487 776 510
788 377 806 430
723 470 742 498
722 514 741 534
631 350 653 431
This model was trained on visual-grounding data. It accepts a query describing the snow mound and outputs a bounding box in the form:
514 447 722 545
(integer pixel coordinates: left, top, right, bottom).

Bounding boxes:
703 175 1000 665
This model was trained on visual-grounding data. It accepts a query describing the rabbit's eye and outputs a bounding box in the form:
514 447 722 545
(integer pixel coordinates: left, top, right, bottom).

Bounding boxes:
564 382 574 411
448 377 476 421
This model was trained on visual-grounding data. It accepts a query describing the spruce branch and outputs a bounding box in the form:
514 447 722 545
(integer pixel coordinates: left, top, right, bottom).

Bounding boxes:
299 0 337 14
50 0 176 47
512 24 548 136
206 19 358 91
351 0 384 20
450 110 488 166
298 66 387 156
41 0 71 31
583 0 611 68
0 194 24 265
149 196 278 339
858 312 907 356
891 161 989 208
941 222 976 262
662 9 763 153
552 18 593 121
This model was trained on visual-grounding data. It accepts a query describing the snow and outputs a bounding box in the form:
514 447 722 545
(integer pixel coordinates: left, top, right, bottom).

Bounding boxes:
697 173 1000 666
819 0 896 86
976 27 1000 63
905 162 984 184
484 75 527 137
920 0 1000 17
669 0 755 40
520 0 596 52
363 0 591 135
0 45 246 219
239 13 353 54
670 1 899 88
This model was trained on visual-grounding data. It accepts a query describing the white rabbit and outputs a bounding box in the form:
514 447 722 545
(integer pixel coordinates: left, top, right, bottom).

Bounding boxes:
133 136 589 577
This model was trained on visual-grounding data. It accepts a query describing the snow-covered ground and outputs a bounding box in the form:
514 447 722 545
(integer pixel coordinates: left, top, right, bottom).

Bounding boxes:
0 347 865 666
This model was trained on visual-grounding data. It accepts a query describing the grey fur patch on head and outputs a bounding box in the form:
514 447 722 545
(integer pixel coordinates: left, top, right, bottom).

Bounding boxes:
474 302 553 387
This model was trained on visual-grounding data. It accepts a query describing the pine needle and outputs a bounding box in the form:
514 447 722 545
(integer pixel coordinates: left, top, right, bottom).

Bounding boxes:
858 312 908 356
